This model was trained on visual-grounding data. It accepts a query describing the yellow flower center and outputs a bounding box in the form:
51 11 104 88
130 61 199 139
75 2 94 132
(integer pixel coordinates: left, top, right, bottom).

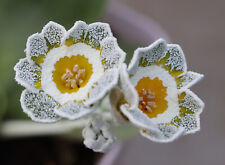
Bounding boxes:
52 55 93 93
135 77 168 118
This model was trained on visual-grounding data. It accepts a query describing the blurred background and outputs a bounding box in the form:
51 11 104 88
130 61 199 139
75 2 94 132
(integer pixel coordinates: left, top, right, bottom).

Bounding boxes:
0 0 224 164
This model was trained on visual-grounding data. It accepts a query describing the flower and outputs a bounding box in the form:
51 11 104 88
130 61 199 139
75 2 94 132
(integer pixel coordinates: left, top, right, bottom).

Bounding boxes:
110 39 204 142
82 118 115 152
14 21 125 122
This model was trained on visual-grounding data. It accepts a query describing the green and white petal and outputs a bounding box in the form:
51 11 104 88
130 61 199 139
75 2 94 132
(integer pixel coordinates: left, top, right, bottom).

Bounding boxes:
55 101 97 120
21 89 61 123
25 33 48 65
14 58 41 92
128 39 167 74
100 37 126 69
140 124 185 143
63 20 88 44
82 118 115 153
85 22 112 48
173 89 204 134
42 21 66 46
179 90 204 115
177 71 204 92
85 68 119 106
162 44 187 76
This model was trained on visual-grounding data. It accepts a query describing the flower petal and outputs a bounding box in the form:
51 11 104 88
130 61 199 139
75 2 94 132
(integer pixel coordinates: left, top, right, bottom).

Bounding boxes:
63 20 88 45
82 118 115 152
159 44 187 77
140 124 185 143
100 37 126 69
14 58 41 92
128 39 187 78
85 22 112 49
55 101 97 120
120 104 160 133
85 68 119 106
177 71 204 92
42 21 66 47
25 33 48 65
120 64 138 108
179 89 204 116
173 89 204 134
128 39 167 74
20 89 61 123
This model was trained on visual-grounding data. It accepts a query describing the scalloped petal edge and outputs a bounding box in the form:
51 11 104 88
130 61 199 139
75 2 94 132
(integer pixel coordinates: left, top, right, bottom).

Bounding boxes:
128 38 167 74
62 20 88 44
42 21 66 46
20 89 61 123
178 71 204 93
182 89 204 135
25 33 48 65
14 58 41 92
100 37 126 69
87 22 113 43
165 44 187 75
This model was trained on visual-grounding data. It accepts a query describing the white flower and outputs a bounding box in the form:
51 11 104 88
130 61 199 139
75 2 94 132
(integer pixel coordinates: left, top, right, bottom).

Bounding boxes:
82 118 115 152
14 21 125 122
110 39 204 142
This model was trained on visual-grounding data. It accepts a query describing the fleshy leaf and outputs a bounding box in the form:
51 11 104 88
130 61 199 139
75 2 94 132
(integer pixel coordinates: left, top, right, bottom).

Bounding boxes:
63 21 88 46
177 71 204 92
14 58 41 92
85 22 112 49
100 37 126 69
55 101 97 120
42 21 66 47
140 124 185 143
21 89 61 123
25 33 48 65
82 118 115 152
85 68 119 106
128 39 167 74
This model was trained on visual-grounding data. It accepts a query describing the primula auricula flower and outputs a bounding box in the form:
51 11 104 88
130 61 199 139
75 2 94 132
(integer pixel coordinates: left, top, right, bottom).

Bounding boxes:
110 39 204 142
14 21 125 122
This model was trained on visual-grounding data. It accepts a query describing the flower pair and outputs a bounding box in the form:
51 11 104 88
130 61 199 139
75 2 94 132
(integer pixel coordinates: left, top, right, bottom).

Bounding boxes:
14 21 204 152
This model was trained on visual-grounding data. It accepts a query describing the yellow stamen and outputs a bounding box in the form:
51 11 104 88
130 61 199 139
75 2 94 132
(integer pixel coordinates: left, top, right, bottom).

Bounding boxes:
135 77 168 118
52 55 93 93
